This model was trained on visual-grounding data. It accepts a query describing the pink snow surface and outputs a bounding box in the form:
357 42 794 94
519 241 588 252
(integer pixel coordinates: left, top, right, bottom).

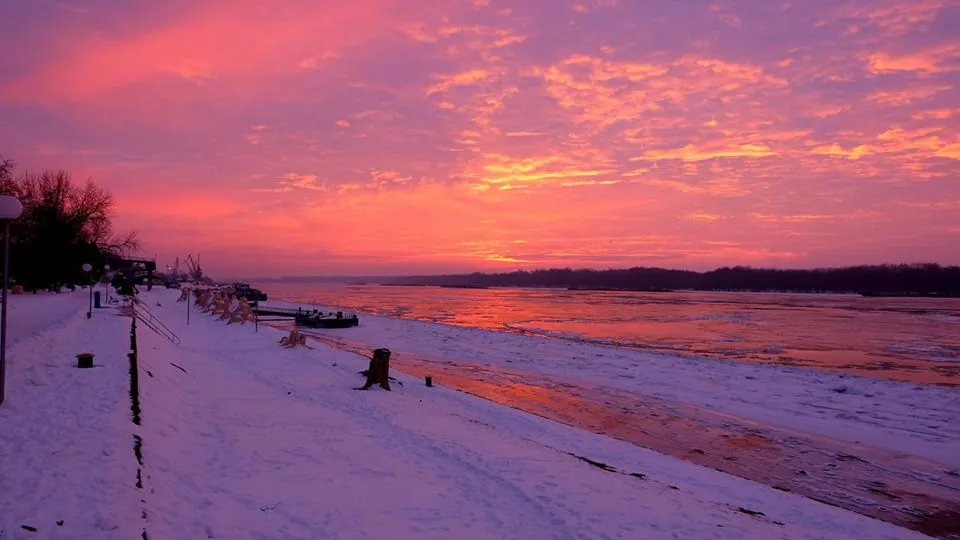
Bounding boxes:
0 290 936 538
0 290 140 539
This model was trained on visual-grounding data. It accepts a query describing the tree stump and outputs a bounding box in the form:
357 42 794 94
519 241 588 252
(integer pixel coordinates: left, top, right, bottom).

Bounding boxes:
360 348 391 391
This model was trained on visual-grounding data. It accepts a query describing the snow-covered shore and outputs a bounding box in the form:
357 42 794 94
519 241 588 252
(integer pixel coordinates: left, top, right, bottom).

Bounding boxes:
258 298 960 468
0 290 945 538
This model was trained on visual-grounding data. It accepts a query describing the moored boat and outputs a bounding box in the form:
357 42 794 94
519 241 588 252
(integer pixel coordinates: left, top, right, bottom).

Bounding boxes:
233 282 268 302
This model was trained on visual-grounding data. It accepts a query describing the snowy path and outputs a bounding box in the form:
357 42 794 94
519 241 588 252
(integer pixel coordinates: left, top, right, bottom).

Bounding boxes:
0 296 140 539
132 290 926 539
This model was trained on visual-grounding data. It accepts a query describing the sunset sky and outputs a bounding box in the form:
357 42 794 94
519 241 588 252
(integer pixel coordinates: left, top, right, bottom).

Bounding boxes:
1 0 958 277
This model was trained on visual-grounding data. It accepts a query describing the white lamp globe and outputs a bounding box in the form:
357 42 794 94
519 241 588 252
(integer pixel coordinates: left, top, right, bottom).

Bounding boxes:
82 263 92 272
104 264 111 271
0 196 23 220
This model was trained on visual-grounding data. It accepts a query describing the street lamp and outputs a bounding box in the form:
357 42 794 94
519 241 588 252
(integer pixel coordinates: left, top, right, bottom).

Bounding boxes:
0 195 24 406
83 263 93 319
103 264 111 303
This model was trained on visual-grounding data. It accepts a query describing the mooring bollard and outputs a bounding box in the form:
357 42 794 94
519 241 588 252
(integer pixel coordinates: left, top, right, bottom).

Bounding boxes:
426 376 433 387
77 353 94 369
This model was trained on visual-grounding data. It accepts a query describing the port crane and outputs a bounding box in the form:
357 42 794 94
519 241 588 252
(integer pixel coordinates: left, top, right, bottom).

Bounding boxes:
185 253 202 281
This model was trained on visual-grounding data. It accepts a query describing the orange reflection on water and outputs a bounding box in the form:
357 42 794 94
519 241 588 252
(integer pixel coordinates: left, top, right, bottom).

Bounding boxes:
265 284 960 386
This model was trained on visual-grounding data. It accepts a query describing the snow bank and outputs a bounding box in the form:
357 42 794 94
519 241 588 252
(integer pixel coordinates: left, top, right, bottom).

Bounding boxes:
6 290 93 346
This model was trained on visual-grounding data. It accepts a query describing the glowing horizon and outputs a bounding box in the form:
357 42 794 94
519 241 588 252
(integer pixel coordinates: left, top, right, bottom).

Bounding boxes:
1 0 958 277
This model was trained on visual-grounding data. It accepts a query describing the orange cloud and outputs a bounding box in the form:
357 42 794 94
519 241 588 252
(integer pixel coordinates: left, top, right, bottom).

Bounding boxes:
825 0 948 35
686 213 723 221
808 127 954 165
912 108 955 120
405 24 526 50
867 83 952 105
253 173 329 193
643 177 754 197
750 214 834 223
864 43 960 73
534 53 786 131
876 127 948 153
811 144 873 160
635 144 777 162
936 143 960 159
426 69 496 95
466 152 616 190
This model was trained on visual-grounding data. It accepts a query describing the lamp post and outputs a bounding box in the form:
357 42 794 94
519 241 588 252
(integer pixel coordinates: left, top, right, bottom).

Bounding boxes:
0 195 24 406
103 264 111 303
83 263 93 318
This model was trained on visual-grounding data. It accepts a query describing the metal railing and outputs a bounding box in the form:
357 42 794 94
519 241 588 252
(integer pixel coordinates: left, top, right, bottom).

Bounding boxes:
130 297 181 345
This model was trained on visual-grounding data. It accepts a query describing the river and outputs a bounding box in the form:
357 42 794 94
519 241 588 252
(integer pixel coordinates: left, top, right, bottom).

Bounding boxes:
258 283 960 385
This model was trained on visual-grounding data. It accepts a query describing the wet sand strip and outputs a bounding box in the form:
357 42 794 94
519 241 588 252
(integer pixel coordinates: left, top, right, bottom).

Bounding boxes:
299 330 960 538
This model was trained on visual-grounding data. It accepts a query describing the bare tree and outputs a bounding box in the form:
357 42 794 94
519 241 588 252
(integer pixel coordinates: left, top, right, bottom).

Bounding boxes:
0 164 139 289
0 155 14 187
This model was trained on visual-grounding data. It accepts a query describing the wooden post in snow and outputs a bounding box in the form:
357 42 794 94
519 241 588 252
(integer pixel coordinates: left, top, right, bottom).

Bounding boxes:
360 348 391 391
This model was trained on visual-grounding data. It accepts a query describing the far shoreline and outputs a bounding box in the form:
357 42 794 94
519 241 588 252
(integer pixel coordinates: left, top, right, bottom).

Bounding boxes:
255 280 960 298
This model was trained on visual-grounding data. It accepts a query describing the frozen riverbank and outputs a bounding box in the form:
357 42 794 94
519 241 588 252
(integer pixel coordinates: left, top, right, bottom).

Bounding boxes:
255 298 960 535
257 299 960 468
0 289 945 538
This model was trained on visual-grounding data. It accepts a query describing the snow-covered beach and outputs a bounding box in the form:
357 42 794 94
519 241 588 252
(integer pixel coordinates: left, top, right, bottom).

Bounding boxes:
262 298 960 466
0 289 956 539
260 296 960 534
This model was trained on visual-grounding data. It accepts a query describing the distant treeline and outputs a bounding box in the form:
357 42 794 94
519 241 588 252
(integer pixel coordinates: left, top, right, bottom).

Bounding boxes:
380 264 960 295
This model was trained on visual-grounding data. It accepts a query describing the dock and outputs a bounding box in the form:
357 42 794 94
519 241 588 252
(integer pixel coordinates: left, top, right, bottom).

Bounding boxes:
253 306 304 318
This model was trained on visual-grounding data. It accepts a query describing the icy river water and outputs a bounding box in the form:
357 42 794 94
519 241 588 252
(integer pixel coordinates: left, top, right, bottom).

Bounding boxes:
263 283 960 385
